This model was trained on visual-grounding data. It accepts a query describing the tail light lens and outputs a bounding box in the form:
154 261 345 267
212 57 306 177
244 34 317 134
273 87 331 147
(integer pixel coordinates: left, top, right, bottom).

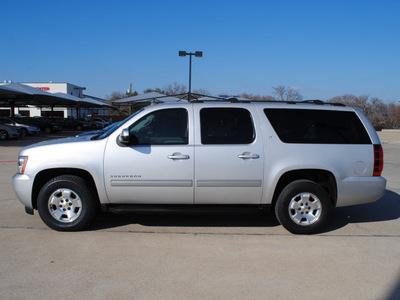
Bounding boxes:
373 144 384 176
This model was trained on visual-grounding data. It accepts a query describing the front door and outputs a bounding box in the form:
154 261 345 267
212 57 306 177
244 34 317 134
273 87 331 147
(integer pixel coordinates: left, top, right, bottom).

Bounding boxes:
104 107 194 204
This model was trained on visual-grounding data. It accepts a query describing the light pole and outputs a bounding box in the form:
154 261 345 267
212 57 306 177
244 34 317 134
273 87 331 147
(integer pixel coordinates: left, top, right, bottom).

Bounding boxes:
179 51 203 101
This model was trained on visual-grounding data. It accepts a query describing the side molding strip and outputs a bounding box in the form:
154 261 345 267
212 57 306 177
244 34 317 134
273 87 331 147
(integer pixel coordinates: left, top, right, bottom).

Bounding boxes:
197 180 262 187
111 180 193 187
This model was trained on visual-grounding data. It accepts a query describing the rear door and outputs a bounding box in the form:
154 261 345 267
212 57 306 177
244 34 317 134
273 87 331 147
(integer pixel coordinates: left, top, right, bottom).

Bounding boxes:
194 106 264 204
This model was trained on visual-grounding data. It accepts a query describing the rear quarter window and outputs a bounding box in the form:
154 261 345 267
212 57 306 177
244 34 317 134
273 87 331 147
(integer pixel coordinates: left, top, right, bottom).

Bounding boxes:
264 108 371 144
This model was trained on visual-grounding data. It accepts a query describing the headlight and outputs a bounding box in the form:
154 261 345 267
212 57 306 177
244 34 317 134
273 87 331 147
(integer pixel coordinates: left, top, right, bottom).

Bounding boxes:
18 156 28 174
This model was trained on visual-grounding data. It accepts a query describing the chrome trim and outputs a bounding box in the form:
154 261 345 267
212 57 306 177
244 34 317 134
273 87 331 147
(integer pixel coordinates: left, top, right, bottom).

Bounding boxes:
197 180 262 187
111 180 193 187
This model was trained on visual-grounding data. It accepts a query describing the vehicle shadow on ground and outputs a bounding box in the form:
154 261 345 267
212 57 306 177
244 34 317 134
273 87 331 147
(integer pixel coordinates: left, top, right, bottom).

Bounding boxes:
88 189 399 232
385 274 400 300
88 212 280 231
323 189 400 233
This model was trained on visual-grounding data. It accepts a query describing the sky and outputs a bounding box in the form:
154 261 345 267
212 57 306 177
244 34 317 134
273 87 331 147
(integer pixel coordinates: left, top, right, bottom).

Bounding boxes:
1 0 399 102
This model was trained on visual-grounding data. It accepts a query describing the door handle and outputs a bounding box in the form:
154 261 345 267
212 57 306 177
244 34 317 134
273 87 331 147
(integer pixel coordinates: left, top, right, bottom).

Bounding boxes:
168 153 190 160
238 152 260 159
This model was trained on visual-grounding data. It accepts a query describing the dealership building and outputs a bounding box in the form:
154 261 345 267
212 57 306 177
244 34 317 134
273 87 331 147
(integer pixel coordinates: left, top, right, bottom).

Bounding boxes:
0 82 108 118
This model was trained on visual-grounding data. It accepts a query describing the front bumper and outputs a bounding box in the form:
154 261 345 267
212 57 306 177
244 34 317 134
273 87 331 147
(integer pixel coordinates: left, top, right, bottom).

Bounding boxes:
12 173 34 208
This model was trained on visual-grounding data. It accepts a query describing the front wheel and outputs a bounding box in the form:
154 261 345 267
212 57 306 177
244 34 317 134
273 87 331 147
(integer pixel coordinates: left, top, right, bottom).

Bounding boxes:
0 130 8 140
37 175 98 231
275 180 333 234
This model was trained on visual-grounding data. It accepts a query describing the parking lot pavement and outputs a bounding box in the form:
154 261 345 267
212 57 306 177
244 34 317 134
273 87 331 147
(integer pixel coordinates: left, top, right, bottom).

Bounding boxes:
1 133 399 299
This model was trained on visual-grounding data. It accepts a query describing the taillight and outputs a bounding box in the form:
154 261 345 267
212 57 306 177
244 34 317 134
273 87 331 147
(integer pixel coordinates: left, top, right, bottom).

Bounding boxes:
373 144 384 176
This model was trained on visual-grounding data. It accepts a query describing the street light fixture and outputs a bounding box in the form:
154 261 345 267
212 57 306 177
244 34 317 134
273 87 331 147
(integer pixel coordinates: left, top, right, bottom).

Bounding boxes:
179 50 203 101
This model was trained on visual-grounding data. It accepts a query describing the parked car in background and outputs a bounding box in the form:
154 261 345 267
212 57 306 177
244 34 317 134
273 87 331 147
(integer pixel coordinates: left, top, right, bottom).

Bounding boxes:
0 117 40 136
53 117 90 131
92 117 110 128
85 119 103 129
13 117 62 134
76 121 122 137
0 123 21 140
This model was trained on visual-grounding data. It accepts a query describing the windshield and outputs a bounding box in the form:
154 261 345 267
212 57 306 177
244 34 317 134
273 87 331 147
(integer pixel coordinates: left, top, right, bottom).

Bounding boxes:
95 109 144 140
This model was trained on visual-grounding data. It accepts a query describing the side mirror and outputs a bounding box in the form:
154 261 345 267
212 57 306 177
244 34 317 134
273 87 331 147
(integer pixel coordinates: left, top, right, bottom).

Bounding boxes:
118 128 139 146
118 128 130 145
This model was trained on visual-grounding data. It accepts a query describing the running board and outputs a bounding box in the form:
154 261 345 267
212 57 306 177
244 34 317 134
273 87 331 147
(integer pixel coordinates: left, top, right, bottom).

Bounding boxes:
106 204 270 215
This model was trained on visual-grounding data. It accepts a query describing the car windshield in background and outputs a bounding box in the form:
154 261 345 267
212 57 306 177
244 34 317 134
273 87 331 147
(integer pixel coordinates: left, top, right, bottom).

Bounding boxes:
96 109 144 140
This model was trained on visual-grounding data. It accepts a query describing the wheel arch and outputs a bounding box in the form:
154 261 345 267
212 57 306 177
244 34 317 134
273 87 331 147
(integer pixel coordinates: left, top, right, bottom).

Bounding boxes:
272 169 337 208
32 168 100 210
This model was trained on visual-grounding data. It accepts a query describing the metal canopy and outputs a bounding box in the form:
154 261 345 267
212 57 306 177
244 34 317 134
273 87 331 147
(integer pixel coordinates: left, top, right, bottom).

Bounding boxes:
0 83 114 119
81 96 114 108
53 93 113 108
0 83 78 107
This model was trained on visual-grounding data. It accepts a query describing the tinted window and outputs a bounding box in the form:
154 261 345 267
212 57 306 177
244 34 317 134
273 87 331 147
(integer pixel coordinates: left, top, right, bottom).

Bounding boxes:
264 109 371 144
129 108 188 145
201 108 255 144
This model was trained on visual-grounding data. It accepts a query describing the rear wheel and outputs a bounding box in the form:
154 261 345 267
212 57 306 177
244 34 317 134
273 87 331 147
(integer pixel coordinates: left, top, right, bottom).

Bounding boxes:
275 180 332 234
37 175 98 231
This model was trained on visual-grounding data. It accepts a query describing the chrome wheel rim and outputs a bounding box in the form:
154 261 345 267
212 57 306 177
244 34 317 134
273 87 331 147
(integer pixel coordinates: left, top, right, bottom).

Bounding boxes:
48 188 82 223
288 192 322 226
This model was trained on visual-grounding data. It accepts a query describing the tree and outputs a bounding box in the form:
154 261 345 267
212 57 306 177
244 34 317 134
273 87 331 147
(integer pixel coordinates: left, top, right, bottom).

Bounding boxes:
272 85 303 101
164 82 187 95
193 88 210 96
143 88 165 94
328 94 400 130
106 91 127 101
239 93 275 101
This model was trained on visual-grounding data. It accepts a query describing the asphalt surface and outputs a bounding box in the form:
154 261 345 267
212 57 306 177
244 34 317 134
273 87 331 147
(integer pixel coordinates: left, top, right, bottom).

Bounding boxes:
1 132 399 299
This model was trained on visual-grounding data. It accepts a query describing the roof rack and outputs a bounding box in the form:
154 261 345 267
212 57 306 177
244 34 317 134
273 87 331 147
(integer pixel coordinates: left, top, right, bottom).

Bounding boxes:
191 98 346 107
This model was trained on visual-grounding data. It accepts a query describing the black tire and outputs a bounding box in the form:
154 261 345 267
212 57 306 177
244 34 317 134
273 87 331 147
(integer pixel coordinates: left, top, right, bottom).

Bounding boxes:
44 127 52 134
275 180 332 234
21 128 28 137
0 130 8 140
37 175 98 231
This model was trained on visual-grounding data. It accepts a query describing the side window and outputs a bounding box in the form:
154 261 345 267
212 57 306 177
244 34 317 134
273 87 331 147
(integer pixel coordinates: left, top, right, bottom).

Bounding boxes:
129 108 188 145
200 108 255 144
264 108 371 144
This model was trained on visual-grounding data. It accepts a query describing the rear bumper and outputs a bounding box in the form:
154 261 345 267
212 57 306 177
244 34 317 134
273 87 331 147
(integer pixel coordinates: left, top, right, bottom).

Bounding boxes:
336 176 387 207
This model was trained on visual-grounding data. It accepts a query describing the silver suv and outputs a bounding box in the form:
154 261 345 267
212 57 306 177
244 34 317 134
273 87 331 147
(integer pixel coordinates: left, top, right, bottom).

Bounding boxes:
13 100 386 234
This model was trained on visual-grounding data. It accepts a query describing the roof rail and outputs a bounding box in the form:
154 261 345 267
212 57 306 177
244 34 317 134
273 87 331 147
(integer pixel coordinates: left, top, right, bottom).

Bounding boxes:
190 98 346 106
300 100 324 105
